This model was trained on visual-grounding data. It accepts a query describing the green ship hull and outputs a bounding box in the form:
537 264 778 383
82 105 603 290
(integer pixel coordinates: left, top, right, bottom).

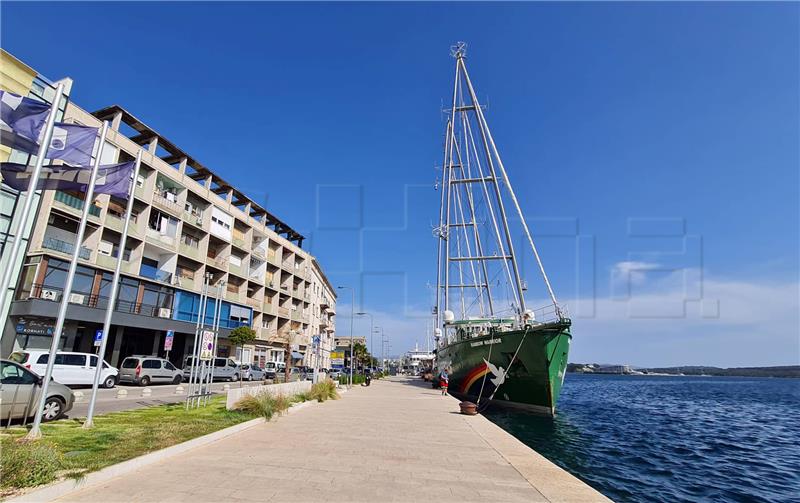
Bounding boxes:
437 320 572 416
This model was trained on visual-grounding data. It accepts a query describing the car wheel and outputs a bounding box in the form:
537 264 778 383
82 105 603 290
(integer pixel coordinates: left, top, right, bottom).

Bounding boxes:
173 375 182 385
248 374 253 381
103 376 117 389
140 376 150 387
42 397 65 422
231 374 239 382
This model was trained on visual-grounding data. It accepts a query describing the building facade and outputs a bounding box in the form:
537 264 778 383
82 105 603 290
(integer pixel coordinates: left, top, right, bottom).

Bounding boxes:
2 52 336 368
1 50 72 349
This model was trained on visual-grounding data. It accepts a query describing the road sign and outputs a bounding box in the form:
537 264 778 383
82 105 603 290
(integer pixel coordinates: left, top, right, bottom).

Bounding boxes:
199 330 215 360
164 330 174 351
312 335 321 348
94 329 103 347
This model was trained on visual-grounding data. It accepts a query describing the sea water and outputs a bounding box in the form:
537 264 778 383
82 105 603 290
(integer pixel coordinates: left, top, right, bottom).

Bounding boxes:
484 374 800 502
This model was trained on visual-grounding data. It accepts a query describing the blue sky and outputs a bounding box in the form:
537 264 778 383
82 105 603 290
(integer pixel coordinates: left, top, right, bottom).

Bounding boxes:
3 2 797 366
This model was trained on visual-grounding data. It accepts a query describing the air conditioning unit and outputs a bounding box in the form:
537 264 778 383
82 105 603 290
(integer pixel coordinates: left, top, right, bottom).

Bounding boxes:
158 308 172 318
40 289 60 301
195 217 203 226
69 293 85 304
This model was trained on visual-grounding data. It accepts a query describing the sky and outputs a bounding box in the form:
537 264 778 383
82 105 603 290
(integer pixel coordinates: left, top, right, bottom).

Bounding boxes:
2 2 797 367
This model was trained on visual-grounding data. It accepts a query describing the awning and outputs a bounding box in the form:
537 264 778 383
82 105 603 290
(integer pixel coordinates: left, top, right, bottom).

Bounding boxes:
291 351 304 359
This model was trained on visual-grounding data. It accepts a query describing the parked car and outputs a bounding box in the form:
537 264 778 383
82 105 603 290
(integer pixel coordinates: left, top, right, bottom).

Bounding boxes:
9 350 118 388
1 359 74 424
240 364 266 381
329 368 342 380
288 367 308 381
263 361 285 379
119 356 182 386
182 356 239 382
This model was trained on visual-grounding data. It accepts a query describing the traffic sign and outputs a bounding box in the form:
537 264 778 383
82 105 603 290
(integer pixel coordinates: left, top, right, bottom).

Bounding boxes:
94 329 103 347
164 330 174 351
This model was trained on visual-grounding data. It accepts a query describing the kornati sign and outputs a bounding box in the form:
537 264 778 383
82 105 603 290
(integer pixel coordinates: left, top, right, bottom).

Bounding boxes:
331 351 344 368
164 330 174 351
199 330 215 361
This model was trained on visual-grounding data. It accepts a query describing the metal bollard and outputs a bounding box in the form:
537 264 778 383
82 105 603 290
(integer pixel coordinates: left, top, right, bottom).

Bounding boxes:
175 385 185 395
116 388 128 399
141 387 152 397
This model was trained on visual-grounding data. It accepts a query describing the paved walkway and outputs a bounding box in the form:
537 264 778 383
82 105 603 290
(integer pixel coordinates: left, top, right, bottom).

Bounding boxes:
55 377 609 502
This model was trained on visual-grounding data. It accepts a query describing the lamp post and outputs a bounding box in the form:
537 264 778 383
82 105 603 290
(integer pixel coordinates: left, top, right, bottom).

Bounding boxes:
356 312 373 369
337 285 354 388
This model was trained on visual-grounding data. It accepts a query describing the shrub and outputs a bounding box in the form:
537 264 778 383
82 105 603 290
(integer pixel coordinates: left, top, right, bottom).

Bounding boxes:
0 440 63 489
233 392 291 421
309 379 340 402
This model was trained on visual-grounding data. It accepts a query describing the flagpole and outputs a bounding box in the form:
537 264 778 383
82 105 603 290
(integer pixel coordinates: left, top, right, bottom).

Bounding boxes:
26 121 110 440
0 83 64 334
83 149 141 428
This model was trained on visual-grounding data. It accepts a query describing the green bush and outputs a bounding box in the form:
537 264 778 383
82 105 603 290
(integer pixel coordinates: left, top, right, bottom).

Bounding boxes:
233 392 291 420
309 379 339 402
0 441 63 489
338 374 366 386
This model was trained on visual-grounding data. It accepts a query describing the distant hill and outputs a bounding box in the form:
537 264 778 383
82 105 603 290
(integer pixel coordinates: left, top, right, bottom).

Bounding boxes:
567 363 800 378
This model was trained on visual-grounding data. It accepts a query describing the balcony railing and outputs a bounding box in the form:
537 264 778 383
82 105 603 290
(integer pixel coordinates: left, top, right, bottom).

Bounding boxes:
277 307 290 318
179 241 202 260
182 209 205 228
152 191 182 215
21 283 172 319
229 262 247 278
96 253 132 272
54 191 101 217
42 236 91 260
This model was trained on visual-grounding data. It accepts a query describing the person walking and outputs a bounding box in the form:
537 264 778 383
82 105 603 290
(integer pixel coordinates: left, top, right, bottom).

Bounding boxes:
439 369 449 396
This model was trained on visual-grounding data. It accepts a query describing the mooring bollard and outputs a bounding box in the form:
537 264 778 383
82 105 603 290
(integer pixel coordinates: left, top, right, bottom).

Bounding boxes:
175 385 185 395
116 388 128 399
73 391 84 402
141 387 152 397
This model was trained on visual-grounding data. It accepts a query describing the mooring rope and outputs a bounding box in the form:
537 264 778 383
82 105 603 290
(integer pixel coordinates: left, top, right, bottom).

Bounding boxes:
476 326 531 413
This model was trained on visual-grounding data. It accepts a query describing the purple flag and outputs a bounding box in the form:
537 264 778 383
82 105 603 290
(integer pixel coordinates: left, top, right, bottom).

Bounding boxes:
47 123 98 166
1 161 135 199
0 91 50 151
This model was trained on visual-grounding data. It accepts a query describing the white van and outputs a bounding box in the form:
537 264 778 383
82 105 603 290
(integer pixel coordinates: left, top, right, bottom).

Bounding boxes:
263 361 285 378
182 356 239 382
9 350 119 388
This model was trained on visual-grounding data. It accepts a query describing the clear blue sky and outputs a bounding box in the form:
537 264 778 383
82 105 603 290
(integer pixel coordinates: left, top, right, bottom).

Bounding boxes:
3 2 797 366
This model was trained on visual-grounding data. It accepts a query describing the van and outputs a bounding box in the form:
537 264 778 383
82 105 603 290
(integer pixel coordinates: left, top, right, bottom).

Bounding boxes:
120 356 182 386
9 350 118 388
182 356 239 382
263 361 285 379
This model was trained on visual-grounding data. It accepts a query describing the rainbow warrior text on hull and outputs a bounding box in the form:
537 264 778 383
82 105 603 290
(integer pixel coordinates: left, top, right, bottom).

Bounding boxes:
432 42 571 416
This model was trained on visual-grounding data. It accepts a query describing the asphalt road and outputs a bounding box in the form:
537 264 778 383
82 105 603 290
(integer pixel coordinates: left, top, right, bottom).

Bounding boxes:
65 380 266 418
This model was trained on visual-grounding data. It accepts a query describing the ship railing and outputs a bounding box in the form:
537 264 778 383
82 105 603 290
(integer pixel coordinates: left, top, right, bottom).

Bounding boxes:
529 303 568 324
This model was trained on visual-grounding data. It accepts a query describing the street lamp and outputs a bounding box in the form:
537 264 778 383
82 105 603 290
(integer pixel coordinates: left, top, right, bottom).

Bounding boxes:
356 312 374 370
374 326 383 373
337 285 354 388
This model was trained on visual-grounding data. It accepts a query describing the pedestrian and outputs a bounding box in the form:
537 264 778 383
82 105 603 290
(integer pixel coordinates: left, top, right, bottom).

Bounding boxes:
439 369 449 396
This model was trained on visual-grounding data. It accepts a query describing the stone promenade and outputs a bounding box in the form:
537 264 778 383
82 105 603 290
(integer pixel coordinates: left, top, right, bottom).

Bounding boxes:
55 377 610 502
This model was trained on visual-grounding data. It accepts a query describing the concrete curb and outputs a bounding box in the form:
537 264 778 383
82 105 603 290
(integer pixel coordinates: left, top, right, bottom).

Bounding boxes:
7 400 321 503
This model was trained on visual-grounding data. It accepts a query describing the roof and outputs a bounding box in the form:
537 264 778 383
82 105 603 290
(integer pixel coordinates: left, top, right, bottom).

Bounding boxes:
91 104 304 246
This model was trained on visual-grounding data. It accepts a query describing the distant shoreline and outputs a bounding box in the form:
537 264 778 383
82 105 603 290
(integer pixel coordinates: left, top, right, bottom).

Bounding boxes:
566 364 800 379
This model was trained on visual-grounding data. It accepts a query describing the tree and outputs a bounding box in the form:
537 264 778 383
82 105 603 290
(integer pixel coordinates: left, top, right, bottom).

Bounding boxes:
352 341 370 372
228 326 256 387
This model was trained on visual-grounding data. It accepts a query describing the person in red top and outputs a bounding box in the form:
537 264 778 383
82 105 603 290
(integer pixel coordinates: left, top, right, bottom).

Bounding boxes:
439 369 449 395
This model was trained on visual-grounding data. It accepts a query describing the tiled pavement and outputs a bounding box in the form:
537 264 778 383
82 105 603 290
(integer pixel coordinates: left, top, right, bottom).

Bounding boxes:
55 377 609 502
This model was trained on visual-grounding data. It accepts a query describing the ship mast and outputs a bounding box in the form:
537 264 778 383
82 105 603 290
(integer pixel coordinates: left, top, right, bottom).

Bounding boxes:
435 42 561 331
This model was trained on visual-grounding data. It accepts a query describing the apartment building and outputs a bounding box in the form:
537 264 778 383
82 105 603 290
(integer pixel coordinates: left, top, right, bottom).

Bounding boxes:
2 53 336 368
0 50 72 348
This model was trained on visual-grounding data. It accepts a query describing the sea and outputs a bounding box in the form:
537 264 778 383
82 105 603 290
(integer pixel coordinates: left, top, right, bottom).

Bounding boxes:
484 374 800 503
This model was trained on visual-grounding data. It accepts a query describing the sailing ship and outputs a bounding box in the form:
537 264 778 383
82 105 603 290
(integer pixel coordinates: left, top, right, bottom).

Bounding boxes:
433 42 572 416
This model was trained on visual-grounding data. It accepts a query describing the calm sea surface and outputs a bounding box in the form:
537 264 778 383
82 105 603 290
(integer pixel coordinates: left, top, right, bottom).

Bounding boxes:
484 374 800 503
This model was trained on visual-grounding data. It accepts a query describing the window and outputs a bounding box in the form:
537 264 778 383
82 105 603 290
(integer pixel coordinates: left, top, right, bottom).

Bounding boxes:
164 362 176 371
1 363 36 385
90 356 98 367
143 360 160 369
63 354 86 366
122 358 138 369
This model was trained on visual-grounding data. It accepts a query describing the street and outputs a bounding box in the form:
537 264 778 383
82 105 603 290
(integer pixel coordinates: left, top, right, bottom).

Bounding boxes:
66 381 249 418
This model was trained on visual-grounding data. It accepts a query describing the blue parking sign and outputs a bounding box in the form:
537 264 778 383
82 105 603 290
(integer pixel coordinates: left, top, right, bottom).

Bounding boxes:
94 329 103 347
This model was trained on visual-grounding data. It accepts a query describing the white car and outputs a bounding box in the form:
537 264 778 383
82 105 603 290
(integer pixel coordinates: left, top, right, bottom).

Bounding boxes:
9 350 119 388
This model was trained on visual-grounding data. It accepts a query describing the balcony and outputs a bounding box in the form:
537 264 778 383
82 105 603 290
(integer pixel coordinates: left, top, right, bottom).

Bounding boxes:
208 254 228 270
42 236 91 260
105 214 140 238
96 253 132 273
246 297 261 309
277 307 290 318
140 268 173 285
152 191 182 216
251 247 266 260
54 191 101 218
229 262 247 278
262 302 275 315
267 252 280 266
182 209 205 229
225 288 242 303
178 240 202 261
232 235 248 250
